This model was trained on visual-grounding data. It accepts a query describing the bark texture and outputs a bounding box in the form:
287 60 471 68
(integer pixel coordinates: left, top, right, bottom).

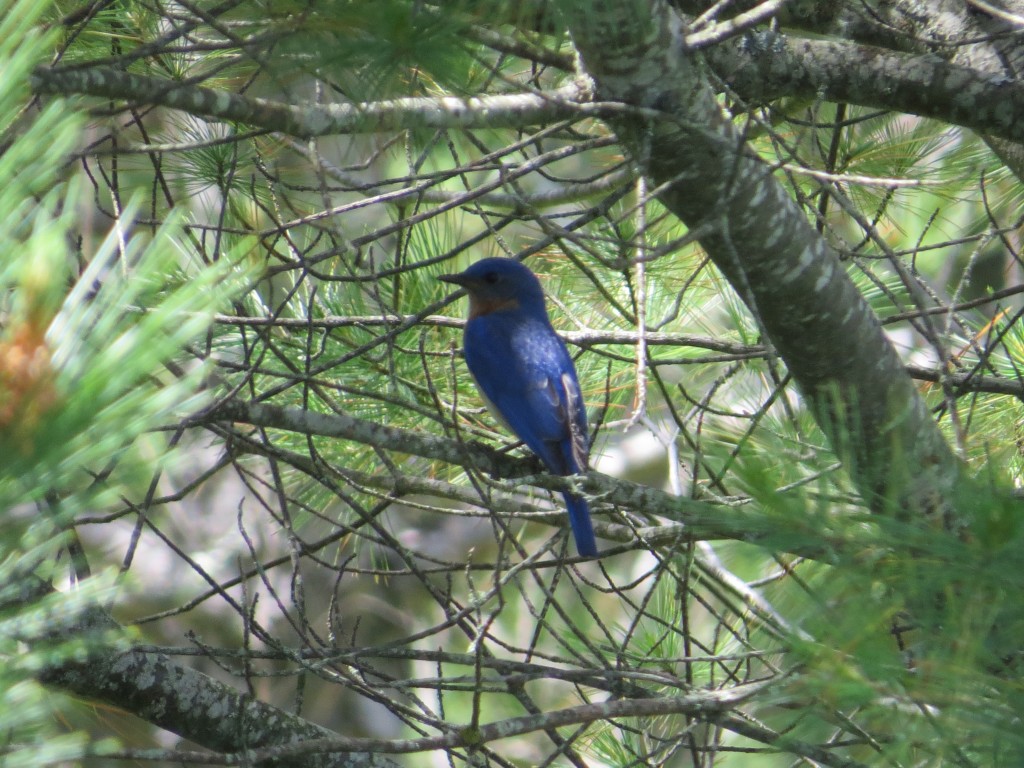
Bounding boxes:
32 595 397 768
558 0 962 517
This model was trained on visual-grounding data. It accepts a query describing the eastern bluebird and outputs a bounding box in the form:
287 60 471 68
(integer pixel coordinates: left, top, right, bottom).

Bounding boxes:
439 258 598 558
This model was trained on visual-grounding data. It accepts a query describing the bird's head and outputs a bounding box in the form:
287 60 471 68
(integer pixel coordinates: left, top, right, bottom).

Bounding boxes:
438 258 547 319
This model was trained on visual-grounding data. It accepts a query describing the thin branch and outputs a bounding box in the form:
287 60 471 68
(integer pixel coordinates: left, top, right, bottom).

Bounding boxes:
207 680 769 760
685 0 789 49
207 399 878 559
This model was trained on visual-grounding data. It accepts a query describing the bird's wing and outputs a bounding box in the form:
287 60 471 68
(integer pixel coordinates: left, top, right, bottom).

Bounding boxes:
560 371 589 472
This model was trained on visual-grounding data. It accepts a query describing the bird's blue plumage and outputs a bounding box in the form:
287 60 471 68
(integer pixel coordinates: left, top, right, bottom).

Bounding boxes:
439 258 598 558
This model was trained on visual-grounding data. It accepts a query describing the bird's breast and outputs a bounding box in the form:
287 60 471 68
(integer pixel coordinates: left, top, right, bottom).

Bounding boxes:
467 295 520 320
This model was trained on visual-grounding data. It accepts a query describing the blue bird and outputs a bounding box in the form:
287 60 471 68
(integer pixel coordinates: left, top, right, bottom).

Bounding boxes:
439 258 598 558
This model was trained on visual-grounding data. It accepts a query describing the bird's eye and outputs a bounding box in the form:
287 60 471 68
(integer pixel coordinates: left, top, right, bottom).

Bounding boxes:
482 272 500 285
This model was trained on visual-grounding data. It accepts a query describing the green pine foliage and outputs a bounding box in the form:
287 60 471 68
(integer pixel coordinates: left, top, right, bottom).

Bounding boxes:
1 0 248 762
10 0 1024 765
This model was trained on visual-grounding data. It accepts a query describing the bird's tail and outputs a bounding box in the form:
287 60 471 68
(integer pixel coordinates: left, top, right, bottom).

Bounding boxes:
562 492 597 558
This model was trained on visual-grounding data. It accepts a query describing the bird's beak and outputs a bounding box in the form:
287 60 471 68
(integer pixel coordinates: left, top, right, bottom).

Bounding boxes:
438 272 470 287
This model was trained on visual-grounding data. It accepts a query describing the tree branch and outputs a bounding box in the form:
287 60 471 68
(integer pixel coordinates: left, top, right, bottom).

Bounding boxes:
212 313 1024 397
30 65 592 138
218 681 772 760
556 0 964 519
31 29 1024 147
26 587 399 768
678 0 1024 178
705 29 1024 145
208 399 876 558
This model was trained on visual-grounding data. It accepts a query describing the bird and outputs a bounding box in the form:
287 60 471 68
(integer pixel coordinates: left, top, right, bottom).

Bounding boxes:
438 258 598 558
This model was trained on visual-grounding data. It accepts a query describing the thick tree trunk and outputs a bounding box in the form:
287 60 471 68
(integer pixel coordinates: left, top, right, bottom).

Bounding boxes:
557 0 962 520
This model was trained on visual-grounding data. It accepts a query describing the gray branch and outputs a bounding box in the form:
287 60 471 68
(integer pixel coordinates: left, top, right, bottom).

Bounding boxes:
223 681 772 760
679 0 1024 177
24 586 398 768
213 314 1024 397
30 33 1024 145
706 29 1024 145
30 65 591 138
209 399 871 558
557 0 964 519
